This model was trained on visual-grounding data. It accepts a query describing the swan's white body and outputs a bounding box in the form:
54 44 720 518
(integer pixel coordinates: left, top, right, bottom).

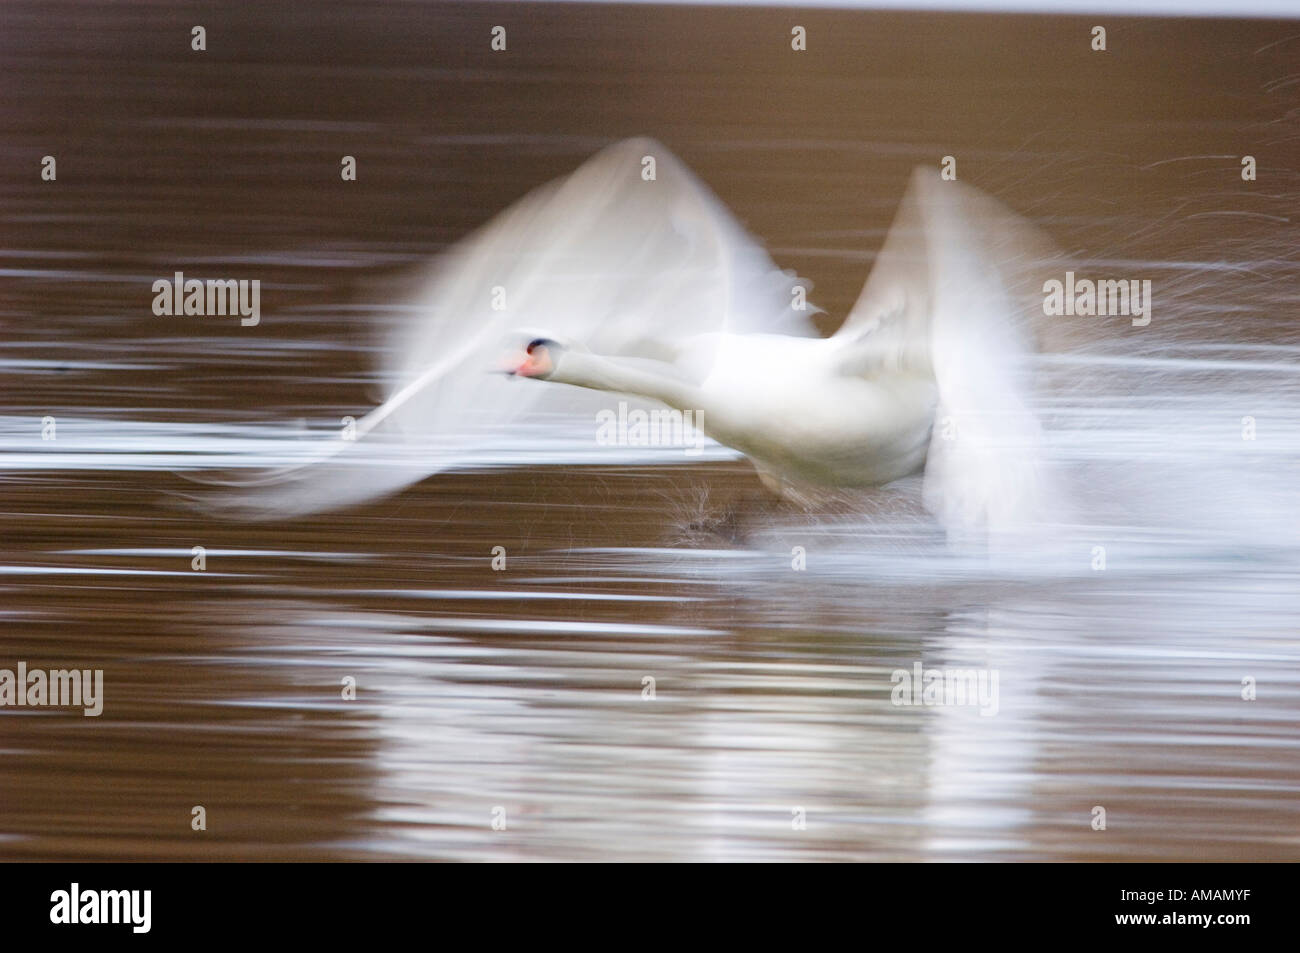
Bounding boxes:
694 334 939 489
532 332 938 491
221 137 1059 539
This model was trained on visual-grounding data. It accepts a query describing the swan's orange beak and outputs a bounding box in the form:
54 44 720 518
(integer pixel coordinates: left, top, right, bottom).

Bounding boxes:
504 346 551 378
501 350 528 376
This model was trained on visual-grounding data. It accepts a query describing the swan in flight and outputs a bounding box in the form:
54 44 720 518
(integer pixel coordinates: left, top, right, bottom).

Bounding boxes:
219 138 1059 539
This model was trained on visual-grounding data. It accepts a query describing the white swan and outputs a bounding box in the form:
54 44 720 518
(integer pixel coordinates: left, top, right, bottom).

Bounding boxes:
218 137 1059 538
504 331 937 492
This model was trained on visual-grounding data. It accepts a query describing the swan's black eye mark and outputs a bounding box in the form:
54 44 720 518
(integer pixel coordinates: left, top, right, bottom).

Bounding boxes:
526 338 553 354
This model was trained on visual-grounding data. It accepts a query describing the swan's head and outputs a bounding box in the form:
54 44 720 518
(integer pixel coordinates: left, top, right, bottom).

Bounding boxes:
511 337 560 379
503 332 582 380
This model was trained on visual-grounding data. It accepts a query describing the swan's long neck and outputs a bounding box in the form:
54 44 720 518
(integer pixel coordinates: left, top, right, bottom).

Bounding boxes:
550 351 701 410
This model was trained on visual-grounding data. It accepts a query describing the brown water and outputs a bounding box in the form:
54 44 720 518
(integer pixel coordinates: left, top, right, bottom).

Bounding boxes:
2 2 1299 861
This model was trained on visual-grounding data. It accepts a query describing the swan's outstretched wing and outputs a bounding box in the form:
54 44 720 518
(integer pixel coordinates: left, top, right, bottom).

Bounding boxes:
213 137 818 516
834 168 1062 540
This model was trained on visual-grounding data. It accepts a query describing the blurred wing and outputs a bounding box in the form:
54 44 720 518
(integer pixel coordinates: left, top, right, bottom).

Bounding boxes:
835 168 1062 540
830 168 935 378
214 137 818 517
